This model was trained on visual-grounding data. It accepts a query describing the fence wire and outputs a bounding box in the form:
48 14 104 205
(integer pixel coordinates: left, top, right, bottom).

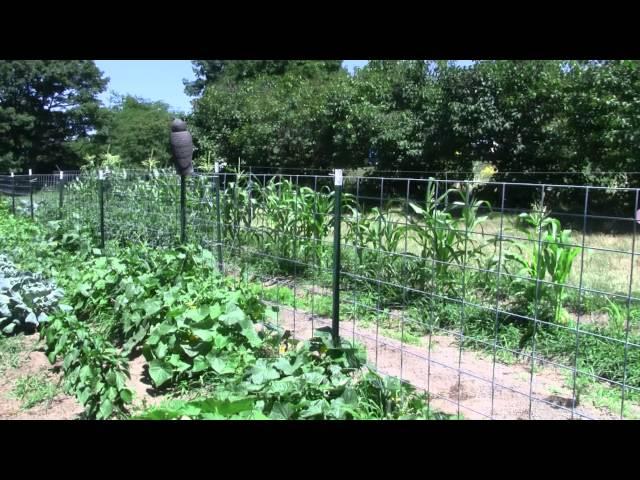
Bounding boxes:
2 167 639 420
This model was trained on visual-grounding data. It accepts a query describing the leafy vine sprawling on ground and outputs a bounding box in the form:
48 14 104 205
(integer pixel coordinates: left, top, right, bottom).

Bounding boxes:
0 200 450 419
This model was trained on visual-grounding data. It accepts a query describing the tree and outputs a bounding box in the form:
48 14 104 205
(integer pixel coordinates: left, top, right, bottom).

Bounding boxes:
189 61 350 169
0 60 108 172
563 60 640 178
99 94 175 168
184 60 344 97
440 60 567 177
183 60 226 97
347 60 446 172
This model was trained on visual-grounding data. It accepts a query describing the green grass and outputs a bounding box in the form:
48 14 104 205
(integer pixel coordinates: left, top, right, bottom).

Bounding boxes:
560 371 640 419
0 335 25 375
12 372 59 409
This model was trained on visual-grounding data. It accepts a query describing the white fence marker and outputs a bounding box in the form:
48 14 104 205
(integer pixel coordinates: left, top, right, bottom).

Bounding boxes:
334 169 343 186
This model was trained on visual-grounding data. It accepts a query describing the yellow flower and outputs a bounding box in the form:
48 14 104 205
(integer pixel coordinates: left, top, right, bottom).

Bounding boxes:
279 344 287 355
479 165 497 180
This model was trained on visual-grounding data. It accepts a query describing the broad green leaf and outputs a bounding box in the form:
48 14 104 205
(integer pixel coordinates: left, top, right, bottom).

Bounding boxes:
214 334 229 350
269 401 294 420
167 354 190 373
219 308 245 325
78 387 91 406
240 326 262 347
266 376 297 396
77 283 91 297
155 342 168 359
120 389 133 404
206 354 234 374
115 372 128 390
148 359 173 387
99 399 113 419
300 399 326 419
185 306 208 323
191 328 215 342
209 303 222 320
302 371 325 385
272 357 297 376
192 356 209 373
180 343 200 358
154 322 177 336
250 361 281 385
143 299 162 317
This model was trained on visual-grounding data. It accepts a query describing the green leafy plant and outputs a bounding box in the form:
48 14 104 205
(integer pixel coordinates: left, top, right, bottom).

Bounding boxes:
0 255 63 336
402 180 491 297
506 203 580 326
42 309 133 419
142 283 265 389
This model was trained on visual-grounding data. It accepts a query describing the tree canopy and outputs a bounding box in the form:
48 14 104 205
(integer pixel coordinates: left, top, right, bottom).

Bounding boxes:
0 60 108 173
98 94 175 168
187 60 640 184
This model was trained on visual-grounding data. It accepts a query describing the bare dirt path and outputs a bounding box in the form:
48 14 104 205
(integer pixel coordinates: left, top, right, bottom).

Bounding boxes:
270 305 632 420
126 352 169 414
0 335 83 420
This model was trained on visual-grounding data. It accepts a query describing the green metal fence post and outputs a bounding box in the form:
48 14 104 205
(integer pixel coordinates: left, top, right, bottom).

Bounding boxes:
99 170 105 249
180 174 187 244
29 169 34 220
331 169 343 346
11 172 15 215
214 162 224 273
247 166 253 227
58 171 64 219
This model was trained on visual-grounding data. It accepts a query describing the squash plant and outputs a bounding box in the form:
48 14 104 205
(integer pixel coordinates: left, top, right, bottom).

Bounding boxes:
42 308 133 419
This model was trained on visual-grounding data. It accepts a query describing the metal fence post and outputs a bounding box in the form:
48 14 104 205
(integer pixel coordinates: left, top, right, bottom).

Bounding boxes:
247 166 253 227
11 172 15 215
214 162 224 273
331 168 343 346
58 171 64 219
29 169 34 220
98 170 105 249
180 174 187 244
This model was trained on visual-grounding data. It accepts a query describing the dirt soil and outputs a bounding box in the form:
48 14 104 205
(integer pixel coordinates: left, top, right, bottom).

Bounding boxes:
126 351 168 414
270 304 636 420
3 307 636 421
0 335 83 420
0 336 169 420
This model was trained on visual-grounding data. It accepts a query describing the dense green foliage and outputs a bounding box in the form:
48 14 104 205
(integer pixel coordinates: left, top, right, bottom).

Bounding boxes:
188 60 640 186
0 255 63 335
28 169 640 406
90 95 175 168
0 198 450 420
0 60 108 173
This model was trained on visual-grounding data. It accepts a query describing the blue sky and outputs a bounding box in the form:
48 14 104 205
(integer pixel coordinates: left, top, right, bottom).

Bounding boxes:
95 60 472 114
95 60 196 114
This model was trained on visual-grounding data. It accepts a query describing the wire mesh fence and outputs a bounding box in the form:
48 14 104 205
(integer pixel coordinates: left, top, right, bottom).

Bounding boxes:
1 167 639 420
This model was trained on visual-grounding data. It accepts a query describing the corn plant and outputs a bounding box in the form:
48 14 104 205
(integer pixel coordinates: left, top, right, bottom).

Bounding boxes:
344 205 405 296
449 183 492 269
506 204 580 325
403 181 462 294
219 168 258 249
251 177 353 274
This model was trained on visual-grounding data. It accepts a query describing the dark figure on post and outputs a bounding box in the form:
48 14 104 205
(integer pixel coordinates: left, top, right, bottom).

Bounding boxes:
170 118 194 176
